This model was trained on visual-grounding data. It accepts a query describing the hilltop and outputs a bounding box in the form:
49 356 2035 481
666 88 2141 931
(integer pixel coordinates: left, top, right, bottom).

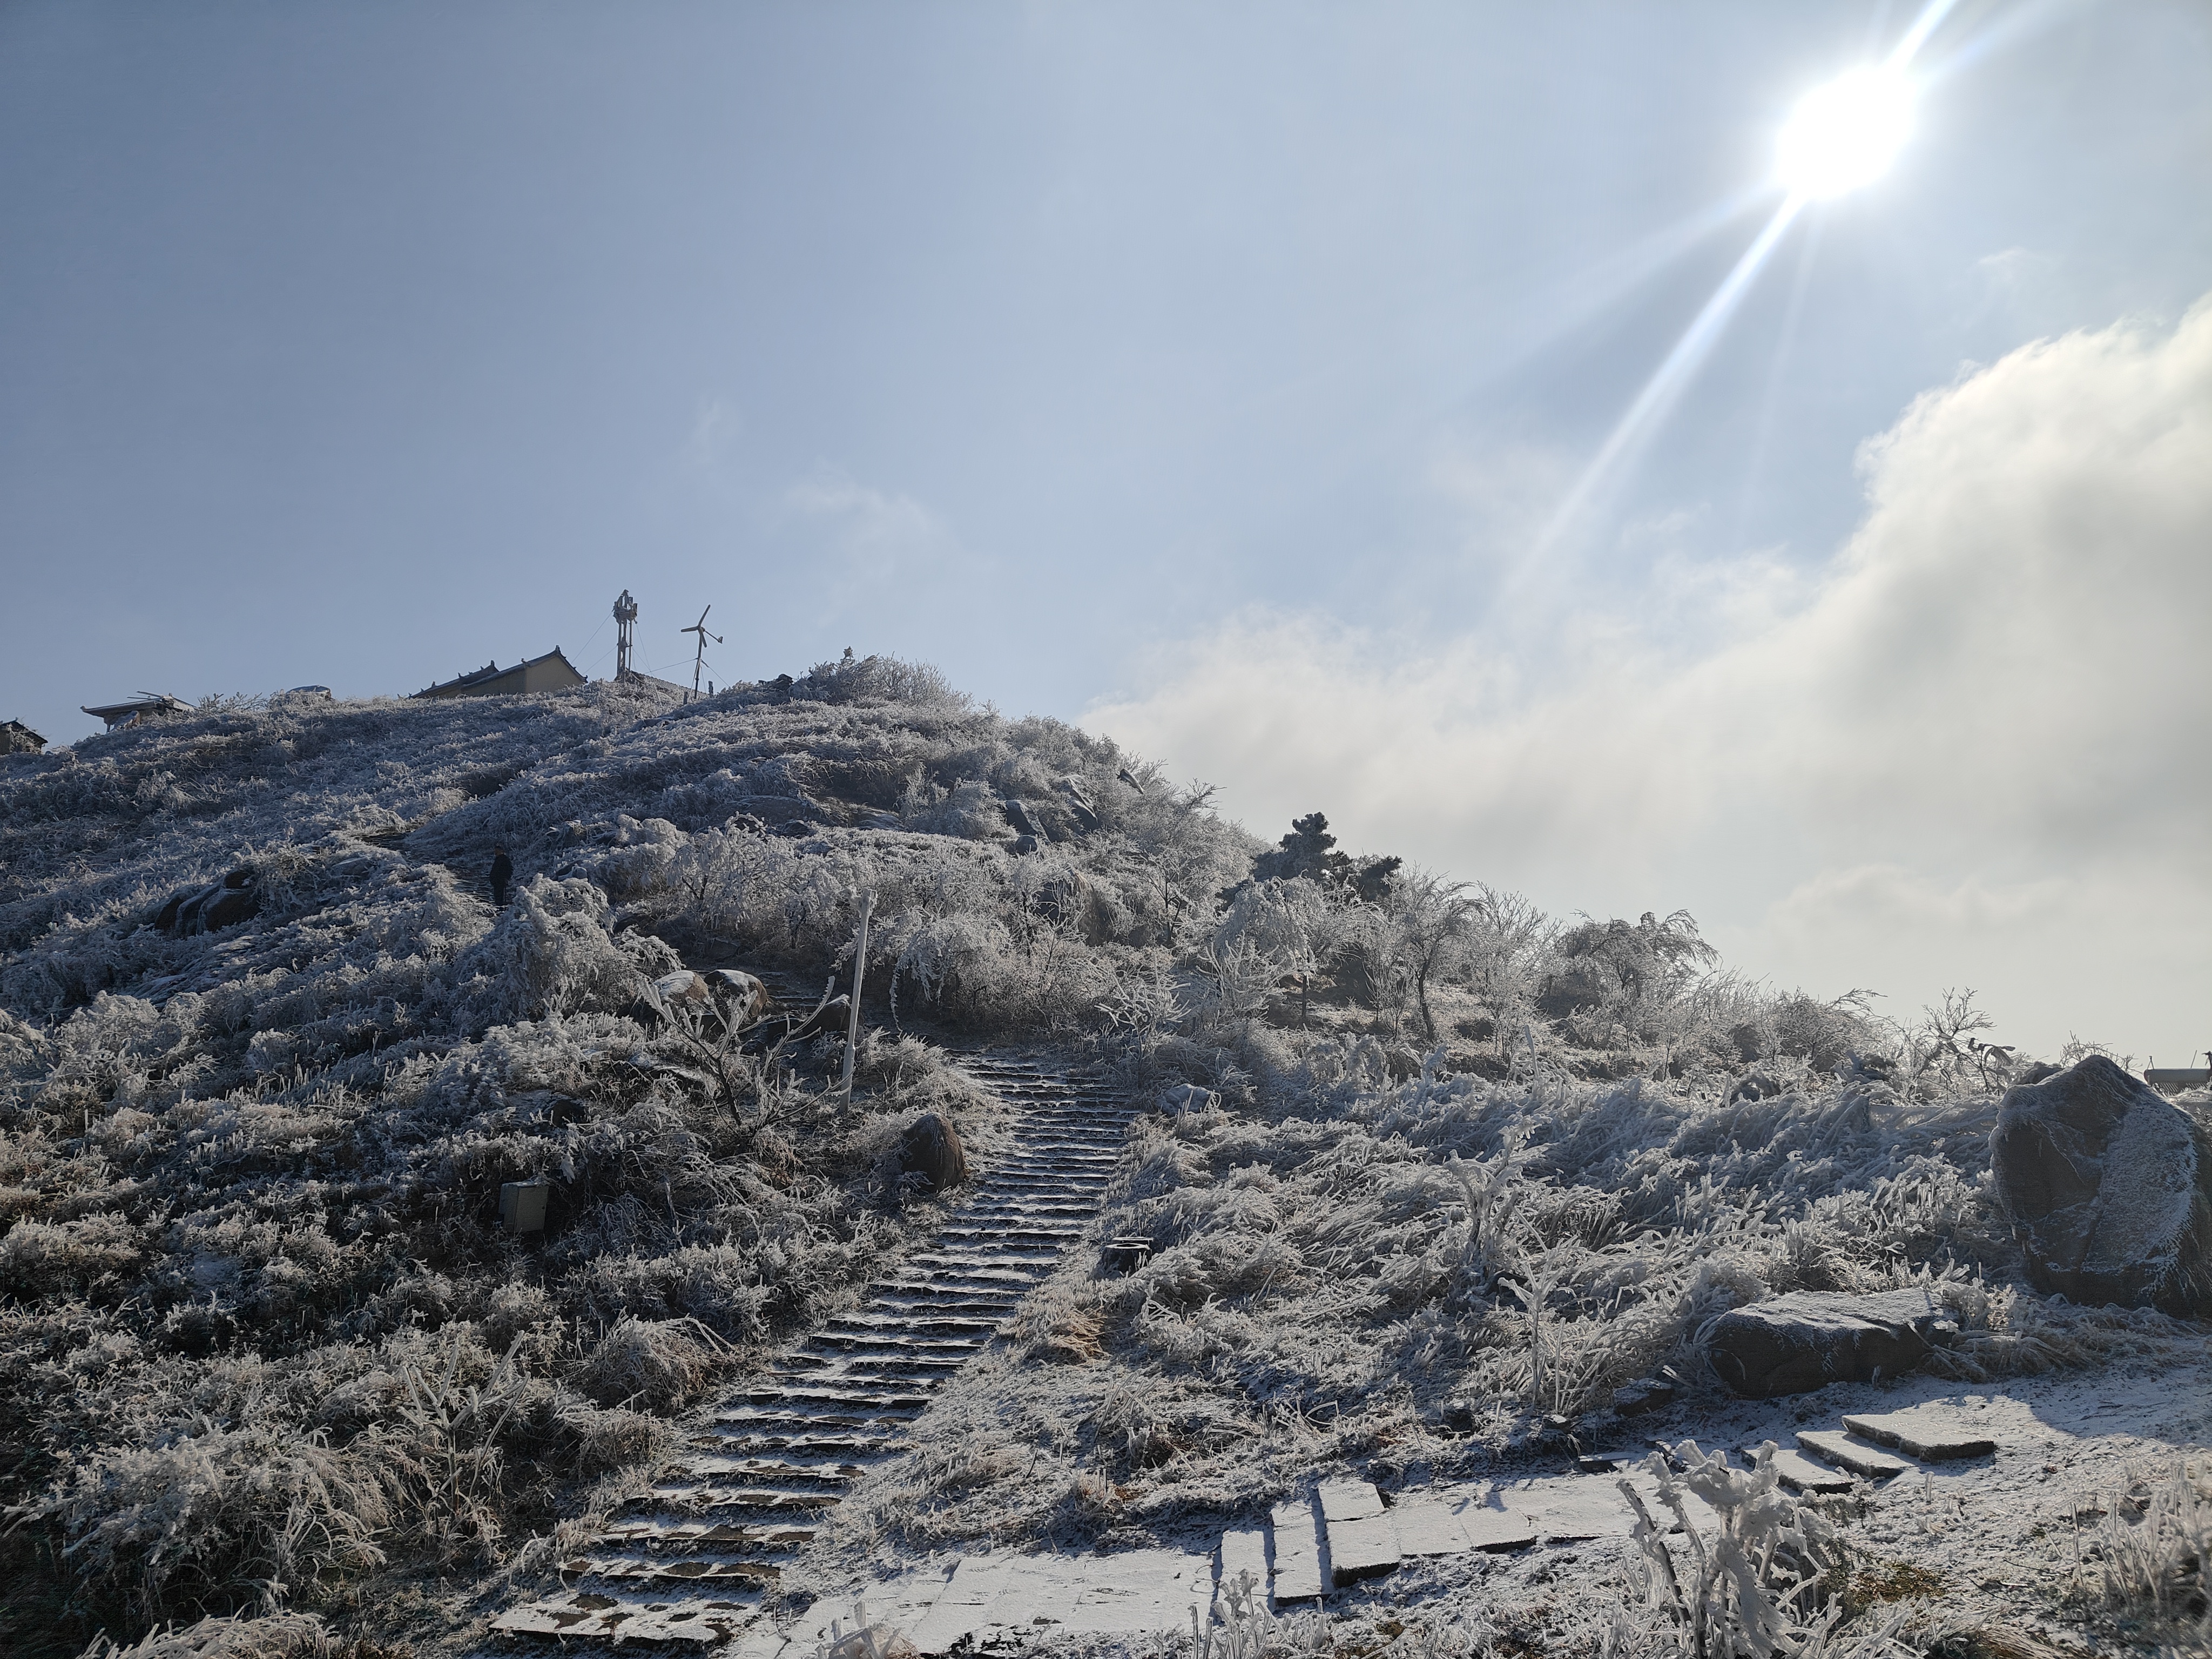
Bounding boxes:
1 659 2201 1659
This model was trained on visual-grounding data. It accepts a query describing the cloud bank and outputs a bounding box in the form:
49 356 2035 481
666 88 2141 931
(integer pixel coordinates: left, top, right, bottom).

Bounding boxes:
1090 298 2212 1060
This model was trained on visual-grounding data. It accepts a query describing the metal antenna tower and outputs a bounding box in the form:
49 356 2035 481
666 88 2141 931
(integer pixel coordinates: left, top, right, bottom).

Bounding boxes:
612 590 638 680
682 605 722 702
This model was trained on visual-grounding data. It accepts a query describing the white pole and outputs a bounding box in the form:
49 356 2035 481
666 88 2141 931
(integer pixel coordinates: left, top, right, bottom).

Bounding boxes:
841 891 874 1096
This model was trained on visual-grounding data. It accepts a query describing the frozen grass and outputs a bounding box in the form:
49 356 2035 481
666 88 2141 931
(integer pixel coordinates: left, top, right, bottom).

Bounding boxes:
1 662 2137 1657
0 668 1219 1655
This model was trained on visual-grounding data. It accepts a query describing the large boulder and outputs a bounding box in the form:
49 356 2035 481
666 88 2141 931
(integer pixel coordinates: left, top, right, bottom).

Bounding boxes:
1988 1055 2212 1317
1707 1289 1957 1398
899 1112 967 1192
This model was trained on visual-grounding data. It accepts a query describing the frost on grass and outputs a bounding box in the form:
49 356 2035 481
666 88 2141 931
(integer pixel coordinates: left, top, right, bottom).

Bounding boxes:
0 665 1245 1656
0 662 2168 1657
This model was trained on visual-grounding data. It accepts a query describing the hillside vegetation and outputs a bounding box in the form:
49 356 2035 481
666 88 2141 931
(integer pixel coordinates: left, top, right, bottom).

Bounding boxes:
0 658 2164 1657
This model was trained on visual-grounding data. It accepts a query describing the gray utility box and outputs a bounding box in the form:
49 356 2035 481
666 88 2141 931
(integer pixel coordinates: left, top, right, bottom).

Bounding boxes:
500 1179 550 1234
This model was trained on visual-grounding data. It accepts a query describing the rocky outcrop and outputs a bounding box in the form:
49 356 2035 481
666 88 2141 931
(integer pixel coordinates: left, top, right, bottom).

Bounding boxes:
1988 1054 2212 1317
1054 777 1101 834
899 1111 967 1192
1707 1289 1957 1398
640 968 774 1034
153 868 261 936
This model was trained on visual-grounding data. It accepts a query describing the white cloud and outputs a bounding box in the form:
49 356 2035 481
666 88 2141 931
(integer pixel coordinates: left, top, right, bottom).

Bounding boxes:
781 464 965 591
1090 298 2212 1057
680 394 743 472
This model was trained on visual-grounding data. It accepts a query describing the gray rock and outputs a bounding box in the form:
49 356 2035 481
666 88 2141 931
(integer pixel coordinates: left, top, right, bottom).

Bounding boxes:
1611 1371 1680 1416
198 884 260 932
1989 1054 2212 1316
1707 1289 1957 1398
1054 777 1101 834
899 1111 967 1192
160 869 260 936
701 968 774 1031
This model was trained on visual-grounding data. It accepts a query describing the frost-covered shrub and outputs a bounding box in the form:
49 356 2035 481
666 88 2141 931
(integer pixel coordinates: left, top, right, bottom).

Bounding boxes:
75 1611 335 1659
571 1316 730 1412
444 875 670 1028
23 1425 389 1621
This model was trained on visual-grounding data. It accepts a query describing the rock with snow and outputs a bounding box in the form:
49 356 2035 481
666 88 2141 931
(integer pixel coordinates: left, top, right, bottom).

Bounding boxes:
701 968 774 1030
1706 1288 1957 1398
1159 1083 1217 1115
1611 1370 1680 1416
156 868 260 935
1054 777 1101 834
900 1111 967 1193
1989 1054 2212 1316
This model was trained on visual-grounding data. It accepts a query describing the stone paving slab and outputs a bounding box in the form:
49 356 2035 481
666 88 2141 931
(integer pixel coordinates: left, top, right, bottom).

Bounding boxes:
906 1555 1019 1654
1763 1446 1857 1493
1270 1496 1328 1602
1842 1405 1999 1461
777 1550 1216 1655
1386 1493 1477 1556
1798 1428 1916 1480
1456 1502 1541 1553
1217 1527 1269 1607
1317 1476 1385 1522
1326 1514 1402 1585
1048 1548 1215 1636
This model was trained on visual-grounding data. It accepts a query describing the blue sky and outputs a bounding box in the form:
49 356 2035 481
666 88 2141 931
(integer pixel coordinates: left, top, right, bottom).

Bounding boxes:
4 2 2208 1057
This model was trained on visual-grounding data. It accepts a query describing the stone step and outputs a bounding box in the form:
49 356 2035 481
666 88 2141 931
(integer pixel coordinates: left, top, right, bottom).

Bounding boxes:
1840 1407 1998 1462
728 1385 932 1410
1761 1446 1857 1494
806 1336 990 1360
644 1483 844 1512
862 1293 1022 1316
829 1353 976 1374
663 1456 868 1486
491 1591 756 1646
598 1515 820 1549
822 1318 1013 1345
1796 1429 1916 1481
691 1430 891 1458
561 1554 784 1587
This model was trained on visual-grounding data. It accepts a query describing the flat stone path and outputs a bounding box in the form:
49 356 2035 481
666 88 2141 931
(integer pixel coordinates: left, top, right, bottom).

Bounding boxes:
735 1407 1995 1657
490 1053 1136 1649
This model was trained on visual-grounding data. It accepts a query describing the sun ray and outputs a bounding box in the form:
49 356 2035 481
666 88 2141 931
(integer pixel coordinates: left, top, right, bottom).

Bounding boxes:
1526 195 1804 568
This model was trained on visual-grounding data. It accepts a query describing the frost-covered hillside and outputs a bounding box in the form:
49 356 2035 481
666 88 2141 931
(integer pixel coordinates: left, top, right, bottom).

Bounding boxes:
1 658 2200 1659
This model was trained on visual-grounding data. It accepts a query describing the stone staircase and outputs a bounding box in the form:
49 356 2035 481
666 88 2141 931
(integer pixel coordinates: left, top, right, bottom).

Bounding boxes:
490 1053 1137 1650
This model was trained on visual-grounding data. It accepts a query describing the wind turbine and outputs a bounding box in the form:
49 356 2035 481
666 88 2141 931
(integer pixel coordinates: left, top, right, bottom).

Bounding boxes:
682 606 723 703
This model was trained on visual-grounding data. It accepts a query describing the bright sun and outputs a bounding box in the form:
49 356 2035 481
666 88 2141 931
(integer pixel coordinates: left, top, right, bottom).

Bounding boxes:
1777 66 1914 199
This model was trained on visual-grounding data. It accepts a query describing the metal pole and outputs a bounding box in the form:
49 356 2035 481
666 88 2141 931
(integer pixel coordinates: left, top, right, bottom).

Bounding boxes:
841 891 874 1096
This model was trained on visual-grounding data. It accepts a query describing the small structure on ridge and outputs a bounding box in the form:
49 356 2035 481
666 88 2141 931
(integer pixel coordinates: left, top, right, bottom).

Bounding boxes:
82 694 194 732
414 649 586 701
